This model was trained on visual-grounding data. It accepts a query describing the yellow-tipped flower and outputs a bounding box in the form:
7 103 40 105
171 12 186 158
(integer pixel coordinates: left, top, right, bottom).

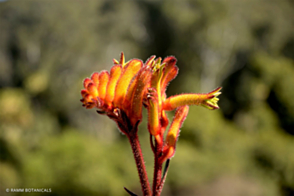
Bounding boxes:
163 87 222 111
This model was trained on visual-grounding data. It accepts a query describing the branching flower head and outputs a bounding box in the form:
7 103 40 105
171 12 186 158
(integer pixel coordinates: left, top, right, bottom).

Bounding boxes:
80 52 222 195
80 52 221 140
142 55 221 162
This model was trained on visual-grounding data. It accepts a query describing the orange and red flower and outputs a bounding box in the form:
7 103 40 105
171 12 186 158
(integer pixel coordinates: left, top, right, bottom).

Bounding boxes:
80 52 221 152
80 52 222 195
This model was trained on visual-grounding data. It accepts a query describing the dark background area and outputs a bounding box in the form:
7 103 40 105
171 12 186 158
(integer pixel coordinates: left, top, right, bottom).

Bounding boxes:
0 0 294 195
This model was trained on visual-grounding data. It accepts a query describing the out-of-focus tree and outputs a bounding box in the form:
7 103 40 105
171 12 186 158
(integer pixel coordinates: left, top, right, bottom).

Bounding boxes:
0 0 293 195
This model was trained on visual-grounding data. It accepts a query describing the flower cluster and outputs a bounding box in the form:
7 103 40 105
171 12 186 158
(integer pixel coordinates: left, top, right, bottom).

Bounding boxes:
80 53 221 195
143 55 221 164
80 53 152 134
81 52 221 137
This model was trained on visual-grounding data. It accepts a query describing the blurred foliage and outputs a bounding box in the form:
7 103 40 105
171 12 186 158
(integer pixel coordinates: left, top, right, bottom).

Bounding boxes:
0 0 294 196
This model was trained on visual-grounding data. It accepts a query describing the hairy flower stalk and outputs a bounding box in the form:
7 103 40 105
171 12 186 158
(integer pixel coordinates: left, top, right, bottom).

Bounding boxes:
80 52 221 196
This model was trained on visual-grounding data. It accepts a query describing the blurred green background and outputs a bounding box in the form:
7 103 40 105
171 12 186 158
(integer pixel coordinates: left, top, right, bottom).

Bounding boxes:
0 0 294 195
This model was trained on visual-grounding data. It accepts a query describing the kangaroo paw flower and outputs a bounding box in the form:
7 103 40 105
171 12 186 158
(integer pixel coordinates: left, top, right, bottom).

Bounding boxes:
146 88 161 136
105 65 122 107
159 105 189 164
80 53 222 196
114 59 143 108
129 66 152 125
163 87 222 111
81 53 153 134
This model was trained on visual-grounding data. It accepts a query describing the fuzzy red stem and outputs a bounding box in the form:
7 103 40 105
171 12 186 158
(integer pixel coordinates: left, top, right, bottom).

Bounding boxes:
152 137 163 196
128 132 151 196
153 150 162 196
156 159 170 195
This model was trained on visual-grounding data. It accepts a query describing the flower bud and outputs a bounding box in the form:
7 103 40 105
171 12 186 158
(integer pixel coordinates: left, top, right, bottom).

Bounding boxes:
114 59 143 108
105 65 122 106
98 71 110 101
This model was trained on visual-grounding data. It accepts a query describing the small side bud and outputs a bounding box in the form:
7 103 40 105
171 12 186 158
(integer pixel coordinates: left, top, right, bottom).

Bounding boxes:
160 106 189 163
166 106 189 147
147 88 161 136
